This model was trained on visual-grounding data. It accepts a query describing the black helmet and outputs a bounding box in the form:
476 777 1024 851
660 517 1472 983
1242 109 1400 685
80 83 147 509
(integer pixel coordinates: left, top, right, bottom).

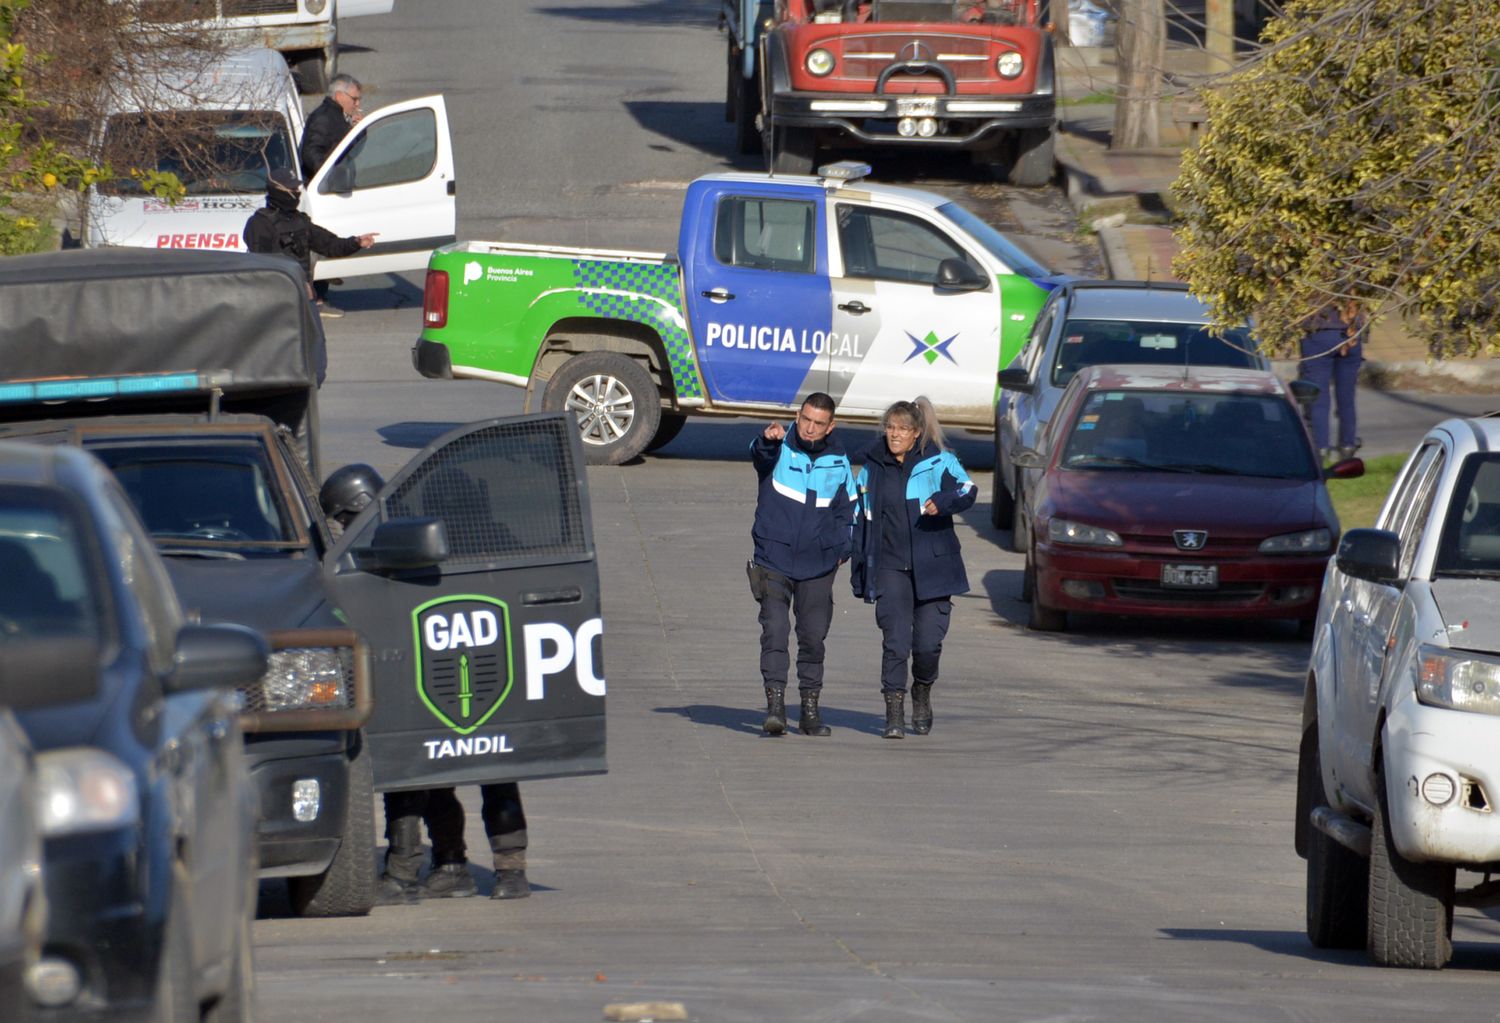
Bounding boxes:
320 463 385 524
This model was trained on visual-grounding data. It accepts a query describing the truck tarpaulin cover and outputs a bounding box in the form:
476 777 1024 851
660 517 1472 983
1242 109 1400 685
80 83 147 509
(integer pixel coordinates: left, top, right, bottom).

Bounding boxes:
0 249 322 466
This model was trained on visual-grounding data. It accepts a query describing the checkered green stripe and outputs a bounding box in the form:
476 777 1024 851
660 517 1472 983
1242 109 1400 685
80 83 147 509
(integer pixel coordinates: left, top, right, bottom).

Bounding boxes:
572 261 703 399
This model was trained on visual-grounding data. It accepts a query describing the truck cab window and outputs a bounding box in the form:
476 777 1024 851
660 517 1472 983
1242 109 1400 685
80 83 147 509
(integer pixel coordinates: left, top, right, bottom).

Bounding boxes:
836 204 975 285
713 197 816 273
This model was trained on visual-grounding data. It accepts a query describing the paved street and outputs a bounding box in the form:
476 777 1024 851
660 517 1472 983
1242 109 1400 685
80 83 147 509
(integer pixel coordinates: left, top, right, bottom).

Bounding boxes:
256 2 1500 1020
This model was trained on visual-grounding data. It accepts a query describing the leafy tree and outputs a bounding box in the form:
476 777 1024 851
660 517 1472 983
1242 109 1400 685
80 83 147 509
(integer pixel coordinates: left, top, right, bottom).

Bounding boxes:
1172 0 1500 358
0 0 234 254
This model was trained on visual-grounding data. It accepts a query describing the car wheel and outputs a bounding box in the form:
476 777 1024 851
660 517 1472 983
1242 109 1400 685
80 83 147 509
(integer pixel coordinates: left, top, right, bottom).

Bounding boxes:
1300 724 1367 949
541 352 661 466
1027 548 1066 632
288 733 375 918
1368 767 1455 968
1005 470 1026 554
1008 127 1057 188
733 59 761 155
767 124 816 175
151 864 197 1023
1295 617 1316 642
990 471 1014 531
645 413 688 453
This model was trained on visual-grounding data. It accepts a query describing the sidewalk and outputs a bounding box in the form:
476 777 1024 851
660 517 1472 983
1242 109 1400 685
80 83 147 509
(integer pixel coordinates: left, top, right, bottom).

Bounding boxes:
1050 44 1500 391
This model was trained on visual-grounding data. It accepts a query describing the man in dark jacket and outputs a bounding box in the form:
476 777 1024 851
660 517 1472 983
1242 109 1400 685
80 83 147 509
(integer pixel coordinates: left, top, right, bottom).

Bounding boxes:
748 392 857 737
243 167 375 327
300 74 363 179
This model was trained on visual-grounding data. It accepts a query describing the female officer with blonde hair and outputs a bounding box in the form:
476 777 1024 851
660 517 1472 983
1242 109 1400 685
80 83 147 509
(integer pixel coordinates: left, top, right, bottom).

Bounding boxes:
850 397 977 738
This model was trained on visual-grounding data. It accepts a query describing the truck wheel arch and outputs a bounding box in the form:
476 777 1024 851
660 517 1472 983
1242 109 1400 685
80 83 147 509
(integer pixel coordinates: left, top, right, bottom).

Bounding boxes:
528 320 677 413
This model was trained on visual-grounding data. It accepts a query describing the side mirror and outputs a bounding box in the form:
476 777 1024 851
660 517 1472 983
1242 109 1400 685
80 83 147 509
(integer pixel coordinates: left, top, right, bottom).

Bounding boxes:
356 517 449 572
1289 379 1320 406
170 624 269 693
323 162 355 196
0 639 102 709
997 367 1034 394
1011 447 1044 470
1335 528 1401 585
935 258 987 292
1325 457 1365 480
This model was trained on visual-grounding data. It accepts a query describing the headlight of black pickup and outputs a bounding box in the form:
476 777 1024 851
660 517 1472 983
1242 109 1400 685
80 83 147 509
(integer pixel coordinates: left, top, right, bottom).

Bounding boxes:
237 628 372 732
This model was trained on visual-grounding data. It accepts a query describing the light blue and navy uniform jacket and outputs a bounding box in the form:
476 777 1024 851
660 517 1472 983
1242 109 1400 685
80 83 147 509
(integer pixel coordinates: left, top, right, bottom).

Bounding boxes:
750 426 857 582
851 440 977 602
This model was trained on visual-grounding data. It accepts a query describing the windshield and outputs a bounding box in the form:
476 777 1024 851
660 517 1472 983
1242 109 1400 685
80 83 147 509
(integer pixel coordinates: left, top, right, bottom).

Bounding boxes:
936 201 1051 278
99 110 295 196
89 442 296 545
0 487 109 641
1436 454 1500 575
1060 389 1319 480
1051 319 1261 387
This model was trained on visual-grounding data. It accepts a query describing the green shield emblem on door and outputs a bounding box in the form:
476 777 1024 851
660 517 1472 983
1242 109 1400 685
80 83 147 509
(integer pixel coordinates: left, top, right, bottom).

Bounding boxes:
411 595 513 735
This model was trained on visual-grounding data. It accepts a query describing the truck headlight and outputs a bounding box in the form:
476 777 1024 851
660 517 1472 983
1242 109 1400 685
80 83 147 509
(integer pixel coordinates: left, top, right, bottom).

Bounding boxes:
35 750 139 837
260 647 349 711
1259 528 1331 554
1047 517 1123 548
806 49 836 77
1418 647 1500 716
996 51 1024 78
305 0 328 13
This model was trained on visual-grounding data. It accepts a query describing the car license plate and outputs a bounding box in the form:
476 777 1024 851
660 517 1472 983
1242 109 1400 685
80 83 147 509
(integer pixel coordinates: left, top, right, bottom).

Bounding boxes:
1161 564 1218 589
896 97 937 117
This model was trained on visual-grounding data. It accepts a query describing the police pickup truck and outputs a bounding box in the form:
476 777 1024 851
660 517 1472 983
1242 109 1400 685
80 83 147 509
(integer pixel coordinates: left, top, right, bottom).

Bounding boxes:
414 162 1060 463
0 250 606 917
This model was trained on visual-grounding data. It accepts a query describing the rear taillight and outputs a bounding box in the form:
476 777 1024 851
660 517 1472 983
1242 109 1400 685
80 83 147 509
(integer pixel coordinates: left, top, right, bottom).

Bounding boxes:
423 269 449 329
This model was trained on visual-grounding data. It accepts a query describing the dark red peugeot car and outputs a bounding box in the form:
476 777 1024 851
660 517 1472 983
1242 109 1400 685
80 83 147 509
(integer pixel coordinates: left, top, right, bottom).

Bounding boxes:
1014 365 1362 633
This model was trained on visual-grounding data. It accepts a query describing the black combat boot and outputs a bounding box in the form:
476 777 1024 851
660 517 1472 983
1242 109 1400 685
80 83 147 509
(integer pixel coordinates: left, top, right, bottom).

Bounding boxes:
911 681 933 735
490 838 531 900
882 691 905 740
763 686 787 735
798 692 831 736
421 861 477 899
376 816 423 905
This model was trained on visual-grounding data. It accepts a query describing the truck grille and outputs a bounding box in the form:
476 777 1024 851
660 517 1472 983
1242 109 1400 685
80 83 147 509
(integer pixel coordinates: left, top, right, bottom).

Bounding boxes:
838 32 995 83
222 0 300 15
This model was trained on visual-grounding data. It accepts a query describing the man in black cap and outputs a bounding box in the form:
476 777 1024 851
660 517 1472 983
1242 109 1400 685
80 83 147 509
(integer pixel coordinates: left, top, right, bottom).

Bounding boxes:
243 167 376 323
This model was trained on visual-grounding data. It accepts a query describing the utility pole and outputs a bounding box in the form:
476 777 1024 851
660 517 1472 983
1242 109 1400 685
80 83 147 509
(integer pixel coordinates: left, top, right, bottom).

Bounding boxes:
1205 0 1234 71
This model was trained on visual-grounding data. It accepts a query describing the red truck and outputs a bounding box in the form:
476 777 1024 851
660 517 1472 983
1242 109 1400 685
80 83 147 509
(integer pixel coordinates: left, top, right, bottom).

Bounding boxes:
724 0 1057 185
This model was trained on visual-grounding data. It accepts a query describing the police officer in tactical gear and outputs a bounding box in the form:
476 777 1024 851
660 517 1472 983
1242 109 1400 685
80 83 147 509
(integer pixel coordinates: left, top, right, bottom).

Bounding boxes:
317 464 533 904
243 167 376 324
748 392 857 736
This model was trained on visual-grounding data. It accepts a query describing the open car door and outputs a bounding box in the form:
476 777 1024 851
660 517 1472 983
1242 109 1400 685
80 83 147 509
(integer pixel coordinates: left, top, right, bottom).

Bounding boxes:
304 94 456 281
324 414 606 791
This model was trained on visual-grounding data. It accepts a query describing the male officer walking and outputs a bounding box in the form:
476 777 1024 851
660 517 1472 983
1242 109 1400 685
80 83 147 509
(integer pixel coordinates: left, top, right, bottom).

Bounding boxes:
748 392 857 736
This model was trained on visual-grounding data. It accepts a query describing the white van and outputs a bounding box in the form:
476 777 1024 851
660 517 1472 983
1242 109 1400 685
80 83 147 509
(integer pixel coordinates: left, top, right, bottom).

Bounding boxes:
81 47 456 283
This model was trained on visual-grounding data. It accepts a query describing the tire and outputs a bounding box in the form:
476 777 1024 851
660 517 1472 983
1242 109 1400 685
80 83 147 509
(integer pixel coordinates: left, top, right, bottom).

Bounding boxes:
724 46 737 122
288 733 375 918
291 52 330 96
1300 725 1367 949
645 413 688 453
203 906 255 1023
1004 470 1025 554
1295 617 1316 642
541 352 661 466
990 453 1014 530
767 124 815 175
1008 127 1056 188
735 74 762 155
1368 772 1455 969
151 864 197 1023
1027 548 1066 631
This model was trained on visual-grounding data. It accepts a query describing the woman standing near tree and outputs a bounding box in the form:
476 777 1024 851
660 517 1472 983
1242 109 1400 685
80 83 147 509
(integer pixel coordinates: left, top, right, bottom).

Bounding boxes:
850 397 977 739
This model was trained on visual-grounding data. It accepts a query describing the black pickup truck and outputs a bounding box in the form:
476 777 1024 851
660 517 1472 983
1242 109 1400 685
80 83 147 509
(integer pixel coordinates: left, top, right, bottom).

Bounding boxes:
0 250 608 917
